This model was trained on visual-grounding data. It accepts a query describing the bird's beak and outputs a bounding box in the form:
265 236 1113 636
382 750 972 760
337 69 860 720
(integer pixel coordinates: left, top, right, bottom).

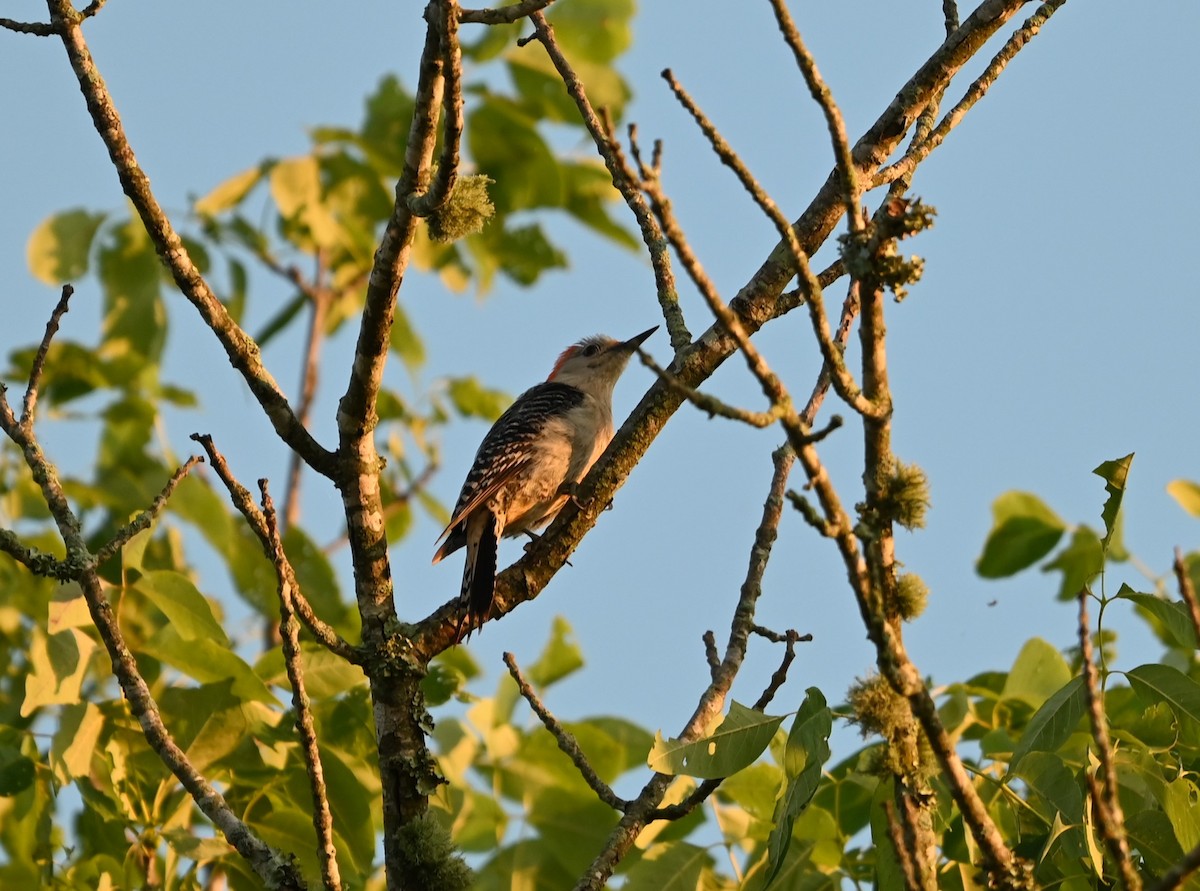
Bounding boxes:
622 326 658 351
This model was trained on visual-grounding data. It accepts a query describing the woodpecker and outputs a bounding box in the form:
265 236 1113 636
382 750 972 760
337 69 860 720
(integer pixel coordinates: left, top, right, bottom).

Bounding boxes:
433 326 657 640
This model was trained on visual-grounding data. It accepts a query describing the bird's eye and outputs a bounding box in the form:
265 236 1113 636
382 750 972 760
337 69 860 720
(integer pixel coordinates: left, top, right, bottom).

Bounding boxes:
581 343 601 357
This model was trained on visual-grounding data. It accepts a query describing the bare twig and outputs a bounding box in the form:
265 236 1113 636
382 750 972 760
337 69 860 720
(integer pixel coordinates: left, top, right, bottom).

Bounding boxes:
283 274 330 532
22 285 74 428
942 0 960 34
504 652 629 812
0 306 305 888
647 621 806 822
458 0 556 25
411 0 1035 665
261 481 343 891
874 0 1068 189
93 457 205 567
661 69 878 420
44 1 336 478
0 15 56 35
1078 591 1141 891
408 0 464 216
703 630 720 678
190 434 361 665
574 445 794 887
766 0 859 224
637 351 784 428
524 11 691 353
1172 548 1200 646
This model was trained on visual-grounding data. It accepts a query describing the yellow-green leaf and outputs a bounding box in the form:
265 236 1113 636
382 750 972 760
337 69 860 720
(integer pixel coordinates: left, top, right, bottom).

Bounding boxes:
26 209 106 284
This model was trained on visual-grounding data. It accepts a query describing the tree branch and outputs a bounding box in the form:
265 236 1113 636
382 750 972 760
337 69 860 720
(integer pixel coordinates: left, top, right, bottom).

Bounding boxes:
874 0 1068 189
262 481 343 891
408 0 464 217
1172 547 1200 646
573 444 795 887
43 0 337 478
458 0 556 25
503 652 629 813
190 433 361 665
523 11 691 353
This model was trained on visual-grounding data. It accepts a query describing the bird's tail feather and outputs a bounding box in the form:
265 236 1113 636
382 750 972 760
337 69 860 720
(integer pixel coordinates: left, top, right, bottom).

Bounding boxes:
456 511 499 641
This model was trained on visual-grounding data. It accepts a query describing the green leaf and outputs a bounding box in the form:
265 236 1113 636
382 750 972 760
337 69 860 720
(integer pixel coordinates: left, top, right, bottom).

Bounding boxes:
390 302 426 372
622 841 712 890
282 525 354 636
561 161 638 250
1125 810 1185 873
507 49 632 124
468 99 563 212
548 0 635 63
480 223 569 287
526 616 584 688
0 747 35 797
765 688 832 887
976 491 1066 578
1002 637 1072 709
51 702 105 784
1163 776 1200 852
26 209 106 284
1043 526 1104 601
21 627 96 716
1116 584 1198 650
1093 453 1133 551
1126 663 1200 727
648 701 786 779
139 625 278 705
1167 479 1200 517
269 155 345 250
255 643 366 701
97 218 166 368
132 570 229 645
194 165 264 215
446 376 511 421
1007 675 1086 773
1012 751 1084 824
358 74 416 172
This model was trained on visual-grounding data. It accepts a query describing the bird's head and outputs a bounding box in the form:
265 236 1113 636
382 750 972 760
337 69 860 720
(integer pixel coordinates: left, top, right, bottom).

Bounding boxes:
547 326 657 393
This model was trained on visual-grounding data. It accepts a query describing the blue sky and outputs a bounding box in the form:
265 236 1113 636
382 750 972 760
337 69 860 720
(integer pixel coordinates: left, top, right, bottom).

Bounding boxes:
3 0 1199 762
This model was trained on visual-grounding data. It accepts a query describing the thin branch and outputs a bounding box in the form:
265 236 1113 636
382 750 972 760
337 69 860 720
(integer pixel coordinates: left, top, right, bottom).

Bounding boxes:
92 457 204 567
766 0 860 224
647 623 807 822
458 0 556 25
44 1 337 478
1172 548 1200 646
942 0 960 34
1079 591 1141 891
874 0 1068 189
190 434 361 665
22 284 74 429
0 16 56 35
0 529 71 580
283 275 330 532
703 630 720 678
0 316 305 888
261 481 343 891
408 0 464 216
524 11 691 353
503 651 629 812
574 445 794 887
411 0 1034 662
661 68 878 420
883 800 924 891
637 351 784 428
